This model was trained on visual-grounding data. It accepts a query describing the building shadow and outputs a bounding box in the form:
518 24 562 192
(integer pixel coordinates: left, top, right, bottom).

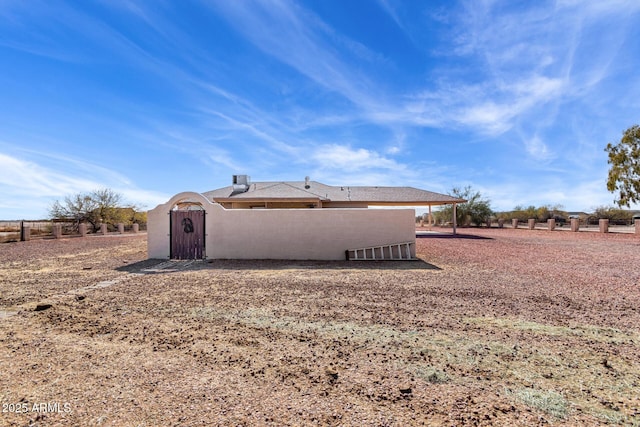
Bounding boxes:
117 257 441 273
416 232 493 240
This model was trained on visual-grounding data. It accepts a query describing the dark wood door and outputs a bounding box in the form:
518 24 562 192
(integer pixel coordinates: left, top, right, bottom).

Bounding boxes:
170 210 205 259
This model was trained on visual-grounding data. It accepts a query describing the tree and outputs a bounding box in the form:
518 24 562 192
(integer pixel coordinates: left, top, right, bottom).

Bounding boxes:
605 124 640 207
435 186 493 226
496 204 567 223
591 205 633 225
511 205 538 222
49 189 143 232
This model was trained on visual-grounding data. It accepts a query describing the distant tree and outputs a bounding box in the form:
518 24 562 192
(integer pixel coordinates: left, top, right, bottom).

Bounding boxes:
435 186 493 226
511 205 538 222
495 204 567 223
605 124 640 207
541 205 567 222
49 189 144 232
591 205 633 225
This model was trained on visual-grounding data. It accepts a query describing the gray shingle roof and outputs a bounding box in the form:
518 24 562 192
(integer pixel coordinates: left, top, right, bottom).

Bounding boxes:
203 181 465 205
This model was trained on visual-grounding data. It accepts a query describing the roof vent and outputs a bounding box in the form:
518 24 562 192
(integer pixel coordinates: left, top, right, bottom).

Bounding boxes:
232 174 251 195
304 176 310 189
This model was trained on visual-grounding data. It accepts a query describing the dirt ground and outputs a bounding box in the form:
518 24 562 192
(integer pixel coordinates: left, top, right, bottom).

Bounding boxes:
0 230 638 426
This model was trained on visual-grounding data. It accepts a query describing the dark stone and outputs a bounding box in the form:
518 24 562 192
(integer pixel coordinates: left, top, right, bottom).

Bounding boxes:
325 368 338 380
399 386 412 394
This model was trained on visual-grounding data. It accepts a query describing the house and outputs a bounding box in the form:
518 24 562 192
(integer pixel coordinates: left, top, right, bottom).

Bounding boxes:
147 175 465 260
203 175 464 209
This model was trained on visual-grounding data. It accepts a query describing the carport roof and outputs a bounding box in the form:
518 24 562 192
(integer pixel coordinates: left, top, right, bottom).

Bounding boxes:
203 180 465 206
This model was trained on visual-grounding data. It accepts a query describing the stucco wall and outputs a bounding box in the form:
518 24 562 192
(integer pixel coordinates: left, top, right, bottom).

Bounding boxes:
148 192 415 260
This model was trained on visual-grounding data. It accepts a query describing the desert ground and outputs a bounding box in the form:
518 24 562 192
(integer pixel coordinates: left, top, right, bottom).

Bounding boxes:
0 229 638 426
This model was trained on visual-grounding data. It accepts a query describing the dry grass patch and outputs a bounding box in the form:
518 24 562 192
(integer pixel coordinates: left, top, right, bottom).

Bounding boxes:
505 388 569 420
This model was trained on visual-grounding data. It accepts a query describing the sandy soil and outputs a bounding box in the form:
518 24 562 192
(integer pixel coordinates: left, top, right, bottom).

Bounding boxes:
0 230 639 426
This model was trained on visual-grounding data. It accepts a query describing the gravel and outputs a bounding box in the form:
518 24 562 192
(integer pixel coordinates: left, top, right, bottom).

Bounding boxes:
0 230 638 426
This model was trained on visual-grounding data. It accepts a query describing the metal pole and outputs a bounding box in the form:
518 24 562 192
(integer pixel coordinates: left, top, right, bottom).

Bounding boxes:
453 203 457 235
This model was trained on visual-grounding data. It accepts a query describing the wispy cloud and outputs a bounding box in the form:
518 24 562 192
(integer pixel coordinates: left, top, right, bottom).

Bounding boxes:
206 0 635 148
391 0 640 164
376 0 404 31
483 173 625 212
198 108 300 157
0 151 119 196
311 144 403 171
1 1 638 218
523 135 552 162
0 147 168 218
208 0 386 113
401 75 565 136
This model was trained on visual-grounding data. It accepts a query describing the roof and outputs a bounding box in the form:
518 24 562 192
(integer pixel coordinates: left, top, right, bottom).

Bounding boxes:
203 180 465 206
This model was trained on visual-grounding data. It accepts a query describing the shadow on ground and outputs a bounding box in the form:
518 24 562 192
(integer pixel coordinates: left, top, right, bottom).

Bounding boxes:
416 232 493 240
117 258 441 273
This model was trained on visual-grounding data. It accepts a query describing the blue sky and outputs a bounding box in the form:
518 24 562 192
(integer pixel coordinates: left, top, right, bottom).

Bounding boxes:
1 0 639 219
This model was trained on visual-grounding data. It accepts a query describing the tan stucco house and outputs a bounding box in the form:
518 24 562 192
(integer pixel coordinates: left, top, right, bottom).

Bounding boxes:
147 175 464 260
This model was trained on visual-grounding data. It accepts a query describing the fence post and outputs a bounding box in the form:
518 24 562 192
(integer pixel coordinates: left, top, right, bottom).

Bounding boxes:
53 224 62 239
79 223 87 237
599 219 609 233
635 219 640 235
528 219 536 230
512 219 518 229
547 218 556 231
20 224 31 241
117 223 124 234
132 223 139 233
100 223 108 235
571 218 579 232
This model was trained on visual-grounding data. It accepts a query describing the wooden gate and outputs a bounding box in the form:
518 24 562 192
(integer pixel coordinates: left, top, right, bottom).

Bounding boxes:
170 210 205 259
